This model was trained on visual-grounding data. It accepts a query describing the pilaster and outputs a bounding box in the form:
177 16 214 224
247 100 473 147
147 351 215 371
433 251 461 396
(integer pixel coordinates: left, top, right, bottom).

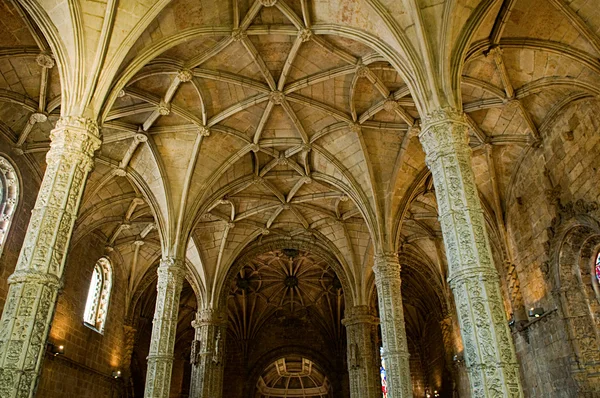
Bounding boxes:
189 308 227 398
342 305 381 398
0 117 100 398
144 257 186 398
419 109 523 397
373 254 413 398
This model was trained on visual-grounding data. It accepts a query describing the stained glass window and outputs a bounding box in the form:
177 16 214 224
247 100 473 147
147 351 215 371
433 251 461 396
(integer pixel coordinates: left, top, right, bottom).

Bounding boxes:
84 257 112 333
380 347 388 398
596 252 600 283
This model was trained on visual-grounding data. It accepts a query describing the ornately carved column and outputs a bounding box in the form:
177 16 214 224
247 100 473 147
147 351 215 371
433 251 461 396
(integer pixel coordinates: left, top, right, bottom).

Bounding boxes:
419 109 523 397
373 254 413 398
144 257 186 398
189 309 227 398
342 305 381 398
0 117 101 398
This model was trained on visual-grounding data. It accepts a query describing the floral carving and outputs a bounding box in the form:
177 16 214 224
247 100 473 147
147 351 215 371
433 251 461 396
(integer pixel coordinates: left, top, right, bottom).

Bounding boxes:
419 114 523 397
189 309 228 397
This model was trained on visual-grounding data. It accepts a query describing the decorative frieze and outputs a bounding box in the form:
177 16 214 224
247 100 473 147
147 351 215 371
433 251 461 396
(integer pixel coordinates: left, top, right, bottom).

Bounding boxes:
373 254 413 398
189 309 228 398
419 110 523 397
0 117 100 398
342 305 381 398
144 257 186 398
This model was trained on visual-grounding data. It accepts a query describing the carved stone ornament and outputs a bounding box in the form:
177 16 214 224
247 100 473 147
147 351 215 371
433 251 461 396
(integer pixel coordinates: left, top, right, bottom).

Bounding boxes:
29 112 47 125
348 122 362 134
299 28 312 43
383 97 399 112
0 117 100 398
259 0 278 6
189 309 228 397
372 255 413 398
198 125 211 137
157 100 171 116
419 112 524 397
144 257 186 397
36 53 55 68
177 69 193 82
356 64 370 78
270 91 285 105
232 28 247 42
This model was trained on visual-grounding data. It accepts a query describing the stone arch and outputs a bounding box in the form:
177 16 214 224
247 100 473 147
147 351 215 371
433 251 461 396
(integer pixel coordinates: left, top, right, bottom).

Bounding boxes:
218 236 355 311
0 154 20 258
545 202 600 390
242 345 342 398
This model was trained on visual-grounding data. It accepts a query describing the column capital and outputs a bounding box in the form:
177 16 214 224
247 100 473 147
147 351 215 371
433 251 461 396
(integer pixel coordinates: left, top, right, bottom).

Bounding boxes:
420 107 467 129
192 308 228 329
373 253 401 278
342 305 379 326
48 116 101 171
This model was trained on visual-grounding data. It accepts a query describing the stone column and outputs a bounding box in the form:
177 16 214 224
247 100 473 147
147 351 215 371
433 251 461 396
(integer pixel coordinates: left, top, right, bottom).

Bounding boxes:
419 109 523 397
373 254 413 398
0 117 100 398
144 257 186 398
342 305 381 398
189 309 227 398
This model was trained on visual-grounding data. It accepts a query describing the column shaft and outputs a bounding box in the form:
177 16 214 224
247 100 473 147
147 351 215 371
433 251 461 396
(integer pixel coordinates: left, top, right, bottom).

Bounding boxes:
419 110 523 397
144 258 186 398
0 117 100 398
343 305 381 398
189 309 227 398
373 254 413 398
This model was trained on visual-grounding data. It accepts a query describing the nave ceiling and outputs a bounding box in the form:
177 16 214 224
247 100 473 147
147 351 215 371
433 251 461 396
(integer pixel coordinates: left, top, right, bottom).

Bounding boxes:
1 0 600 319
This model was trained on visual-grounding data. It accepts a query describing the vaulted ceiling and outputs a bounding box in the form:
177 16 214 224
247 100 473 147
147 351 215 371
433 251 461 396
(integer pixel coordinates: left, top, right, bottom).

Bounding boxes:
1 0 600 321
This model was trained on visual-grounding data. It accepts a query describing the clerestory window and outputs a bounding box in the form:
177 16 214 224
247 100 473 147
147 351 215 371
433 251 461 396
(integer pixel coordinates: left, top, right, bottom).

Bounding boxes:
0 156 19 258
84 257 112 333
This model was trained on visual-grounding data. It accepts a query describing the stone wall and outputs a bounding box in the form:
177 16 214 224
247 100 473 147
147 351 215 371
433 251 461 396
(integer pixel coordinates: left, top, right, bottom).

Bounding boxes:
36 233 128 397
505 98 600 397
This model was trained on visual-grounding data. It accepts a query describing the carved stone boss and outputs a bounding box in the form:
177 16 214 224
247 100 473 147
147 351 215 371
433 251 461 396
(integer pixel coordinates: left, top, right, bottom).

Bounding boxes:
419 110 523 397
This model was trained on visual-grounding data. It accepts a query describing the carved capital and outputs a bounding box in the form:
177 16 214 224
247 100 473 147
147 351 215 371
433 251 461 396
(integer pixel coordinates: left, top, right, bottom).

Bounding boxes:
48 117 101 171
192 309 228 328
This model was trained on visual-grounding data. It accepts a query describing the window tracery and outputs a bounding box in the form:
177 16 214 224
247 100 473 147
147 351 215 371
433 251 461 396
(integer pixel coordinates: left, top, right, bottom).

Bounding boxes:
0 156 19 256
84 257 112 332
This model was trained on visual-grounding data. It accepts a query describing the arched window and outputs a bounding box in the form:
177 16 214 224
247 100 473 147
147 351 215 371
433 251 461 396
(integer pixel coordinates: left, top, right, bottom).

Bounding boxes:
596 251 600 283
84 257 112 333
0 156 19 257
